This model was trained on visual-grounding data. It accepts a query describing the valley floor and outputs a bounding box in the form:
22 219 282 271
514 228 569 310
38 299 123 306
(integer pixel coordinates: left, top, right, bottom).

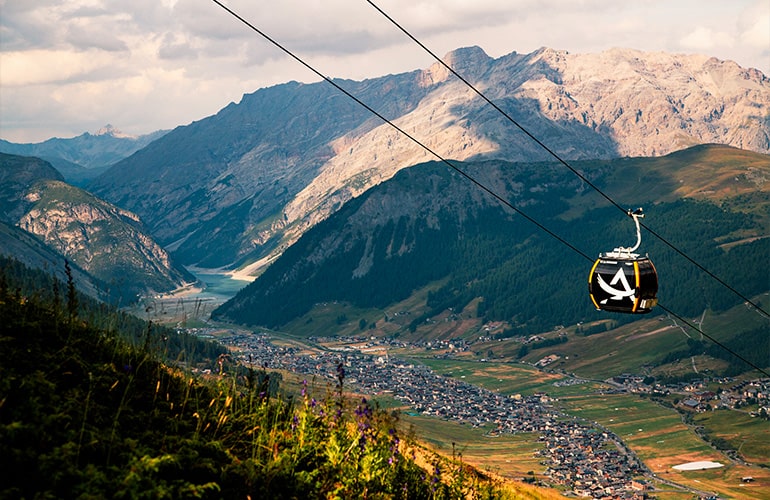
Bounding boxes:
185 327 769 499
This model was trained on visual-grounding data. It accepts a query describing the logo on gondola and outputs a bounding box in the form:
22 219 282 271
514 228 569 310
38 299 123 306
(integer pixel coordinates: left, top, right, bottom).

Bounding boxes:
596 268 635 304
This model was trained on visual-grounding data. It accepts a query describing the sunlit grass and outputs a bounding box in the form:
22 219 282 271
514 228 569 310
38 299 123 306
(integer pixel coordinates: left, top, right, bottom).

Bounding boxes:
1 280 529 499
694 410 770 466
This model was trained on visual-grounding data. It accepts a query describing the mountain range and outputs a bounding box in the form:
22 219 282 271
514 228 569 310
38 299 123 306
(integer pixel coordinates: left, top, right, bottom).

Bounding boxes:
1 43 768 500
0 125 168 186
1 45 769 319
85 46 770 272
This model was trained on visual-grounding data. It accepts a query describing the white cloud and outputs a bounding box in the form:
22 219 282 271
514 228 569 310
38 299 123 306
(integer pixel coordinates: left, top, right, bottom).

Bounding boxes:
740 9 770 49
1 0 768 143
0 49 121 86
680 26 736 51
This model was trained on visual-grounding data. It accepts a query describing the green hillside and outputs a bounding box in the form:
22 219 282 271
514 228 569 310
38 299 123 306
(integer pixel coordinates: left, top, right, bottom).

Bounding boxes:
213 146 769 336
0 259 528 499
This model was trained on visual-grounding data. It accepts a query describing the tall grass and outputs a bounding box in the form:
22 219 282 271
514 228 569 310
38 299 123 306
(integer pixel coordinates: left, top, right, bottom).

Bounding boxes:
0 268 516 499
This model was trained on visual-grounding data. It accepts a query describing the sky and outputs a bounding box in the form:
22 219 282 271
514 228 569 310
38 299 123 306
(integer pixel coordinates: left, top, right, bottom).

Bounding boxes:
1 0 768 143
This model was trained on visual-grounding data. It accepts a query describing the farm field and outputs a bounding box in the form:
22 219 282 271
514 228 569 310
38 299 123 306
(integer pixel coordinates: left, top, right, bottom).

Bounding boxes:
399 414 549 482
402 358 770 499
410 358 578 395
693 409 770 467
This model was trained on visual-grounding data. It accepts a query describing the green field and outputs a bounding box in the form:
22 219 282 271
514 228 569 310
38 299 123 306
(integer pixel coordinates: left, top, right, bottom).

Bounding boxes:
393 358 770 499
397 414 550 482
693 409 770 467
557 393 715 465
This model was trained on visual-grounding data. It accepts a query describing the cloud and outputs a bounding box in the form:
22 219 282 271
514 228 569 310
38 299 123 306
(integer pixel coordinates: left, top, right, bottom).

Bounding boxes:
680 26 736 51
157 32 199 60
739 4 770 48
0 49 125 86
1 0 768 143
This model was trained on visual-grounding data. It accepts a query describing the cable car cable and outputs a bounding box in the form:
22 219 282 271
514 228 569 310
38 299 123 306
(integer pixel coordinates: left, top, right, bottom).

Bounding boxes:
209 0 769 377
363 0 770 321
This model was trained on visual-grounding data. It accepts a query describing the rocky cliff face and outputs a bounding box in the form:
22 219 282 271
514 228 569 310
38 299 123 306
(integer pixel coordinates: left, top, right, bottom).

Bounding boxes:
485 47 770 156
0 220 104 299
89 46 770 272
0 153 193 300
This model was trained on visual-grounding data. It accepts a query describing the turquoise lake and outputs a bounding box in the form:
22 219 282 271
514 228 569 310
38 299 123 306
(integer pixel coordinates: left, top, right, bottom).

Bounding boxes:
191 272 251 303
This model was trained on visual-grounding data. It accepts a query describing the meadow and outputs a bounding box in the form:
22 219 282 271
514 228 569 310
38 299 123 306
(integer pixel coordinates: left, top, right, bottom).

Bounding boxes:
693 409 770 467
376 350 768 499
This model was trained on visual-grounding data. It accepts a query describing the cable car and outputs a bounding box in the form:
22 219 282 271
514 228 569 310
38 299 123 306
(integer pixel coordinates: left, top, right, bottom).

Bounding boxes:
588 209 658 314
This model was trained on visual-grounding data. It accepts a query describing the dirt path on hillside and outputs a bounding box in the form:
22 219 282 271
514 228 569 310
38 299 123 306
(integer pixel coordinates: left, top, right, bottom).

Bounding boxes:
624 324 675 342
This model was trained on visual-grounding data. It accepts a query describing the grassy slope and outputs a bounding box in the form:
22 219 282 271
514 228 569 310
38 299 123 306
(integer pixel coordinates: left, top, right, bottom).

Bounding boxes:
566 144 770 221
1 280 563 499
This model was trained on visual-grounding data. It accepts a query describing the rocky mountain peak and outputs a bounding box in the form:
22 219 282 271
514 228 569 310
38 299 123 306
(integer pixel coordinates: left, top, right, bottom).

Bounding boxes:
90 46 770 273
421 45 492 86
94 124 135 139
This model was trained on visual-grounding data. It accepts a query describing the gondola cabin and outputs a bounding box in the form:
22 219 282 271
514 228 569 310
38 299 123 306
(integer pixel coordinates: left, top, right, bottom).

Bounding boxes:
588 208 658 314
588 252 658 313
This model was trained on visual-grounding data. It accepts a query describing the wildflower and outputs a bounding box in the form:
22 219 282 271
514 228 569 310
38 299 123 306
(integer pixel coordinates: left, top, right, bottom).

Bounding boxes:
359 434 367 450
389 435 400 455
432 463 441 485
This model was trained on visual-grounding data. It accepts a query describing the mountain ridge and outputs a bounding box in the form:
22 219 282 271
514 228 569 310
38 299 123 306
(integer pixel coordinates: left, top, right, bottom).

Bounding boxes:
87 46 770 271
0 126 168 185
0 153 193 301
211 144 770 339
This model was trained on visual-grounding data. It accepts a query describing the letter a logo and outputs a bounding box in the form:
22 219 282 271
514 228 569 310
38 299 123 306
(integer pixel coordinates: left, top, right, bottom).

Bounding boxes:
596 267 636 304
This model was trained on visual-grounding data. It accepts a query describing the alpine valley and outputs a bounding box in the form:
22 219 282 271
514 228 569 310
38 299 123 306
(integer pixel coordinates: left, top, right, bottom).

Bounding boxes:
2 44 768 330
2 45 770 498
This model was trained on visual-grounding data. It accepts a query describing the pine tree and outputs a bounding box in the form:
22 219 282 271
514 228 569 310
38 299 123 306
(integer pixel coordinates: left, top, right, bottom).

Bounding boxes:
65 260 78 320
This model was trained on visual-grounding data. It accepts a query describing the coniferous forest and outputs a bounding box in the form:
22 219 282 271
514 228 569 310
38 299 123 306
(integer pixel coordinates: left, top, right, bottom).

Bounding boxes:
214 158 769 341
